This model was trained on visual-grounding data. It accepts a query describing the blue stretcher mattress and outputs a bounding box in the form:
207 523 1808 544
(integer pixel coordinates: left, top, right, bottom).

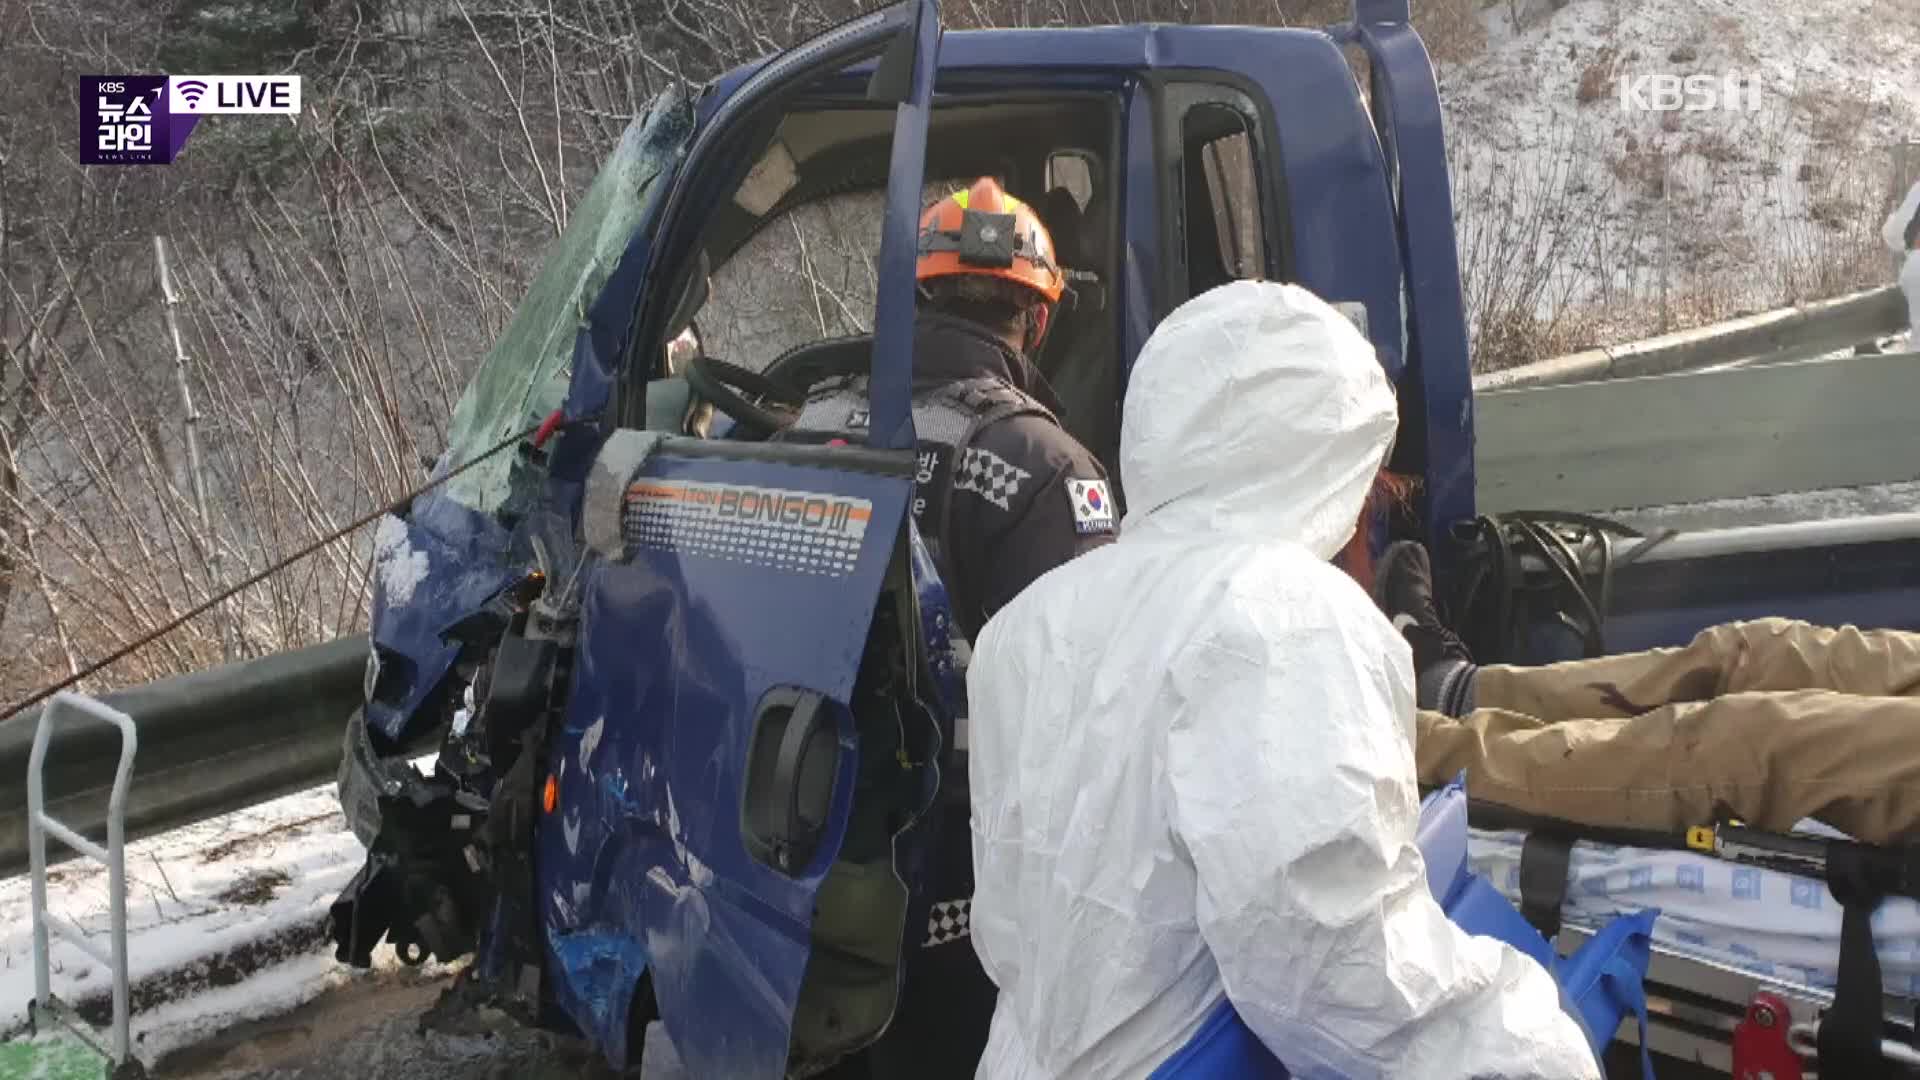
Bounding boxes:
1467 821 1920 998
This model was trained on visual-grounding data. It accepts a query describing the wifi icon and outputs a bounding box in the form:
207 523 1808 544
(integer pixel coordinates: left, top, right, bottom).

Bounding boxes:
174 79 209 108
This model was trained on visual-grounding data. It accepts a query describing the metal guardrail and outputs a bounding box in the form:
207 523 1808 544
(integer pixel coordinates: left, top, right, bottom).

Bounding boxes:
1475 285 1909 392
0 635 368 879
1475 347 1920 514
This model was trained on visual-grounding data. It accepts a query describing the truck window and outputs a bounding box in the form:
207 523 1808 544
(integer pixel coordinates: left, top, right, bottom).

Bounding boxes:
698 100 1121 376
439 84 692 515
1182 101 1266 293
698 179 965 370
1045 151 1095 211
676 95 1123 462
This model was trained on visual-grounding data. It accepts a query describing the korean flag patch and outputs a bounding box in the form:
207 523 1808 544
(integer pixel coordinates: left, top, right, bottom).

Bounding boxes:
1066 477 1116 534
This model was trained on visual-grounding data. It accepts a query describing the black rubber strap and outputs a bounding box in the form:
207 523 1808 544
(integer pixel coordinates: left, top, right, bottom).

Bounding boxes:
1819 844 1895 1080
1518 831 1574 941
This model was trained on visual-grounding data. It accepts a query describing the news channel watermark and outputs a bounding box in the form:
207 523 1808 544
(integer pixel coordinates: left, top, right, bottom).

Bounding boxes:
81 75 302 165
1618 70 1764 114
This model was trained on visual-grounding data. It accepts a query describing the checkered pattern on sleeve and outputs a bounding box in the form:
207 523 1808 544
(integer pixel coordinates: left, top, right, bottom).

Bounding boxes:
924 898 972 947
952 446 1030 511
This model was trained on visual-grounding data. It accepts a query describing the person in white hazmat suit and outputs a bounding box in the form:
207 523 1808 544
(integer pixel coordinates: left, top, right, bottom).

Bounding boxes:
963 279 1601 1079
1885 179 1920 345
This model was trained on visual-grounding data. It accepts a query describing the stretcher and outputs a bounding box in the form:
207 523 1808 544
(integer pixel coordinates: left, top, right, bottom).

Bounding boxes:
1463 809 1920 1076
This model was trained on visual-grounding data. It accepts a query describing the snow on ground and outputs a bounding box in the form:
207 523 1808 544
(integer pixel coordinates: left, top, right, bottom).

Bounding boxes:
1611 479 1920 533
0 780 413 1066
1440 0 1920 321
0 758 690 1076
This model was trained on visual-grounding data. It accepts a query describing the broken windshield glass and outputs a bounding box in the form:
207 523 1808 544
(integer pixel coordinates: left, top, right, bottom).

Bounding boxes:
436 83 695 516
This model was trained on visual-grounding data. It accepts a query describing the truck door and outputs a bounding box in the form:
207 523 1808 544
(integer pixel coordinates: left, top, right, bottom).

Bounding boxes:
1340 0 1479 546
1143 16 1475 551
532 2 943 1076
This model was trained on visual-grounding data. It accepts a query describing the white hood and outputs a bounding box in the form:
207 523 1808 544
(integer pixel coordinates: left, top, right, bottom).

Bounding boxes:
1118 280 1398 557
1884 179 1920 257
967 280 1599 1080
1892 182 1920 345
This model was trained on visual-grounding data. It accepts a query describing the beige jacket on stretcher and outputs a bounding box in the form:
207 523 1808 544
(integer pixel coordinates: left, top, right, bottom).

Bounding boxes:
964 280 1598 1080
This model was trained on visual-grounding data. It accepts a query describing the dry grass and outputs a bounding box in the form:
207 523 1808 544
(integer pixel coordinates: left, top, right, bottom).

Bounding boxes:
1809 194 1858 231
1794 82 1875 149
1412 0 1488 66
1609 147 1670 198
1576 45 1619 106
1690 129 1742 166
214 868 292 907
1709 14 1754 67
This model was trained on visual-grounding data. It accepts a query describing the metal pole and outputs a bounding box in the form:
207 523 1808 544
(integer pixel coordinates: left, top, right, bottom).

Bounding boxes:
1660 150 1672 334
28 696 50 1013
105 695 137 1064
153 235 229 661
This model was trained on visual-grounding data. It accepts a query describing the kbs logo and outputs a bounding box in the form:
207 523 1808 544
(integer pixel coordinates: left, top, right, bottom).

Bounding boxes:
1618 71 1763 113
81 77 167 165
80 74 302 165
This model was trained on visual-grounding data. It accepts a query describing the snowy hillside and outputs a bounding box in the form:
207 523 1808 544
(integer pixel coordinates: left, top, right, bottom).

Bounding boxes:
1435 0 1920 365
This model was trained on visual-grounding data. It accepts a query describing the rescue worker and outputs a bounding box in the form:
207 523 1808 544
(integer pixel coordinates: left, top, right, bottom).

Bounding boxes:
789 176 1116 641
964 279 1600 1078
794 176 1117 1079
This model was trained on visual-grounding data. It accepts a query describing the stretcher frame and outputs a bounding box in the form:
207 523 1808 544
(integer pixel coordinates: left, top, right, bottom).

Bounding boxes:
1461 797 1920 1075
1553 885 1920 1074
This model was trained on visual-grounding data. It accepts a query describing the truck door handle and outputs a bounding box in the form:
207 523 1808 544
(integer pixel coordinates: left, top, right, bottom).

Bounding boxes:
741 687 839 875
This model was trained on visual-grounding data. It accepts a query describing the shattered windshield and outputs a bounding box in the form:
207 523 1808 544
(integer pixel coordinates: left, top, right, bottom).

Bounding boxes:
436 83 694 516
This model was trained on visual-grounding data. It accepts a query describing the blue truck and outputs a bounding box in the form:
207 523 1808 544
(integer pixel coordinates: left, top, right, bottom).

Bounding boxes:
324 0 1920 1074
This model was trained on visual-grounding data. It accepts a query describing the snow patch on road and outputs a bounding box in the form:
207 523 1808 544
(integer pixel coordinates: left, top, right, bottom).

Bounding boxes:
0 783 372 1054
1609 480 1920 533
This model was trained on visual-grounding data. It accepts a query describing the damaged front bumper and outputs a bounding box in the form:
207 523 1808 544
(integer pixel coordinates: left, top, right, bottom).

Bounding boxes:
327 599 571 983
328 708 493 970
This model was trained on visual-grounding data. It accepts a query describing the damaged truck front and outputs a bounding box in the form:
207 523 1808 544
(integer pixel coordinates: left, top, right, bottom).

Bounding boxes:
328 2 960 1075
331 78 697 973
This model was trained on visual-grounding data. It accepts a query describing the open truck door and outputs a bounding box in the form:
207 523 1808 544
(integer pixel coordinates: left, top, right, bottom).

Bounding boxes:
527 2 946 1075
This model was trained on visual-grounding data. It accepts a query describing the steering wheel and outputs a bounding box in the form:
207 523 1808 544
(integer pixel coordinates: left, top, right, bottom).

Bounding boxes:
684 355 807 439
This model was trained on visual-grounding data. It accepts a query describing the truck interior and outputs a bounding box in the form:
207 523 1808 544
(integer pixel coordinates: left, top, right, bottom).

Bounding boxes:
646 92 1124 472
643 79 1283 515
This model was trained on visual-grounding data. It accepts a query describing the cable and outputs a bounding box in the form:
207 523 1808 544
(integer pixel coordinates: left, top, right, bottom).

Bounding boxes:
1450 509 1649 663
1516 517 1605 656
1 410 592 725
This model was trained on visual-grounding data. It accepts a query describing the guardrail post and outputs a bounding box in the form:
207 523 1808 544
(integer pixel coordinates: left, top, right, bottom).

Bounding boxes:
29 690 139 1068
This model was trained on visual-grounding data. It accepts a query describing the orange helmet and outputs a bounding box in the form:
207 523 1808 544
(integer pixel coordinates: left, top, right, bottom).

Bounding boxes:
916 177 1065 304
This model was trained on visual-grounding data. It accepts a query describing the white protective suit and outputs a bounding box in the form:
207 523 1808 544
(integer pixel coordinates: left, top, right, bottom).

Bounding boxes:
1885 180 1920 342
965 280 1601 1080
